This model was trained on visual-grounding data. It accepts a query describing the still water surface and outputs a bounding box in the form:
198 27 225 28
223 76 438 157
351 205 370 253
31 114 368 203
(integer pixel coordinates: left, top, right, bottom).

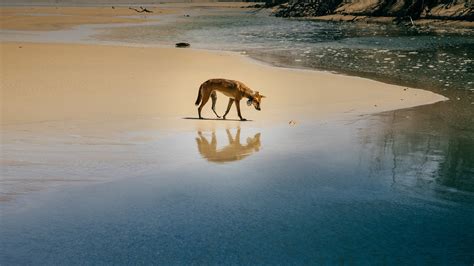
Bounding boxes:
1 118 473 264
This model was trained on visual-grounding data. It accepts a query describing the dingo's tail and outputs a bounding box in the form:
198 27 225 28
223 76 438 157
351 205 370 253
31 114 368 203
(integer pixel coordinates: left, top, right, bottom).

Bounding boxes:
195 84 203 106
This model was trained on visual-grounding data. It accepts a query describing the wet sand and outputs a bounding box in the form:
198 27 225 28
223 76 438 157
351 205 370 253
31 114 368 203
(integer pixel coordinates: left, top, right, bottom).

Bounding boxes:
0 5 446 201
2 114 473 264
1 40 446 200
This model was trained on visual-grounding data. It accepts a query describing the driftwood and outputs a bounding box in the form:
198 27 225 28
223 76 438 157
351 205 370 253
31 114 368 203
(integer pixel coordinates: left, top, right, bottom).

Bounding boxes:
129 7 153 13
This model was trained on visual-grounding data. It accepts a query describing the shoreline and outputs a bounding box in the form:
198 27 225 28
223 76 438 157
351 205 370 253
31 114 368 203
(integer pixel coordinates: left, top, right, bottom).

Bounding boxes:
3 40 448 202
0 5 456 203
0 35 461 104
1 41 447 128
306 14 474 28
0 4 468 100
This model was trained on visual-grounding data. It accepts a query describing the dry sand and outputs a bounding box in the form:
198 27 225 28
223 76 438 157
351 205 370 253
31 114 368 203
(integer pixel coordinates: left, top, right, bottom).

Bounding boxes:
0 6 170 31
1 42 446 131
0 4 252 31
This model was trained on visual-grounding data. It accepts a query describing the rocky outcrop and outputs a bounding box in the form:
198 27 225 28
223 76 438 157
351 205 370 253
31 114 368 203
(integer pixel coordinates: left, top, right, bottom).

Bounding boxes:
336 0 473 19
423 1 473 20
265 0 288 8
335 0 423 16
273 0 474 21
274 0 342 17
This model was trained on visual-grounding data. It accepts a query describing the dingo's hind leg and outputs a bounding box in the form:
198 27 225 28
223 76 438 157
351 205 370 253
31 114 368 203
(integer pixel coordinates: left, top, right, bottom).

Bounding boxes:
222 98 234 120
198 90 212 119
211 91 220 118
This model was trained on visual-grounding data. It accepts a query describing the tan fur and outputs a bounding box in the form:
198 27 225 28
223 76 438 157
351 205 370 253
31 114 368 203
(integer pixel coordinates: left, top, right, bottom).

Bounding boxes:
195 79 266 121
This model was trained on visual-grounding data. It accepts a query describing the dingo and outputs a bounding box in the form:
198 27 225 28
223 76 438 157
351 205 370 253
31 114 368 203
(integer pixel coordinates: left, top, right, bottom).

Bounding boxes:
194 79 266 121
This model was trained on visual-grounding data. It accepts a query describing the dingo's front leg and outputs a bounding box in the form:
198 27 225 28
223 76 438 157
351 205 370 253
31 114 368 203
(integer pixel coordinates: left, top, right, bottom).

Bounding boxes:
211 91 220 118
223 98 234 120
235 100 246 121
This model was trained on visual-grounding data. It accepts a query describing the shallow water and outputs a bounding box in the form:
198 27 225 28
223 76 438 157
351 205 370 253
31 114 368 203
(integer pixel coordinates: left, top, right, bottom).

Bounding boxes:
98 8 474 92
1 5 474 264
97 7 474 131
1 116 473 264
97 5 474 199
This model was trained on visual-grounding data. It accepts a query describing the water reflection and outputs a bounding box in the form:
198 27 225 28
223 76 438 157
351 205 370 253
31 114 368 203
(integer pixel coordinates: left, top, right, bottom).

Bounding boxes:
195 128 261 163
360 103 474 202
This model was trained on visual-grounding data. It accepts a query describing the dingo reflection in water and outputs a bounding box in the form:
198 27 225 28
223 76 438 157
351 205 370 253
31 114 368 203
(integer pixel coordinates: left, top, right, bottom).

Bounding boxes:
195 128 261 163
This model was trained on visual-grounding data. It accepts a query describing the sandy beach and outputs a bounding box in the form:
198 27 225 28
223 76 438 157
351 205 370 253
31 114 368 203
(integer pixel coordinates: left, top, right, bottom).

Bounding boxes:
1 42 445 127
2 5 472 265
0 40 446 202
0 6 165 31
0 3 449 208
0 3 250 31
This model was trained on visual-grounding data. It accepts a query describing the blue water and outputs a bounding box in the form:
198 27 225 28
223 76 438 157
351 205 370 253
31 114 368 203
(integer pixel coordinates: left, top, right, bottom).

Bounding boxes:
1 119 473 265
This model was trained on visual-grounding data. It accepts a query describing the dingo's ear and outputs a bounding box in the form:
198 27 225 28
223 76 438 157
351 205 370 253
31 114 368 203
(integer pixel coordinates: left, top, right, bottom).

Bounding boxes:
247 99 253 106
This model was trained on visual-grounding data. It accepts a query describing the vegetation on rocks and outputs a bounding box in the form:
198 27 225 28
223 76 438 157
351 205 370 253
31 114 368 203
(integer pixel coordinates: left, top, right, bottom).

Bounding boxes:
270 0 474 20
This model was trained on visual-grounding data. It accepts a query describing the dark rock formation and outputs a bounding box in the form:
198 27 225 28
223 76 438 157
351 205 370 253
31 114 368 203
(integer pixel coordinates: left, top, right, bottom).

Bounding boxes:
335 0 473 20
273 0 473 20
275 0 342 17
175 42 190 48
265 0 288 8
422 0 473 20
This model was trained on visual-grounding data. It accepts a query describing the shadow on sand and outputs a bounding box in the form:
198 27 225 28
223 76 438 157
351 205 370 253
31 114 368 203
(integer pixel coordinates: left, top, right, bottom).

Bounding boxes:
183 117 253 122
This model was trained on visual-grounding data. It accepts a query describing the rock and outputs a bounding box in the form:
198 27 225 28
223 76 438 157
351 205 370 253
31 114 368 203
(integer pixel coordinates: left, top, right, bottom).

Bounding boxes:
274 0 341 18
272 0 473 21
175 42 190 48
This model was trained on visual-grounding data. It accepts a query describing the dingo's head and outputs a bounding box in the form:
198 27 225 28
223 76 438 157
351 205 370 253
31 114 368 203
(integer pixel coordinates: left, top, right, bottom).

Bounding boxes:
247 91 266 111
